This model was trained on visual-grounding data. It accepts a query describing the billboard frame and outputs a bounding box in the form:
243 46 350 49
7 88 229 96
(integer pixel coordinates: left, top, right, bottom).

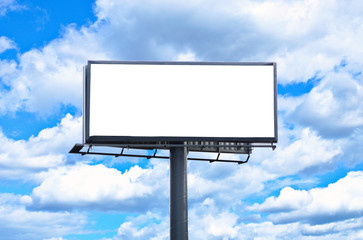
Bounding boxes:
83 60 278 148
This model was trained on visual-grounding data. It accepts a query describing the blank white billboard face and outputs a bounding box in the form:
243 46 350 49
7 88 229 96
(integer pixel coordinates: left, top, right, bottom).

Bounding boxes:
85 62 277 143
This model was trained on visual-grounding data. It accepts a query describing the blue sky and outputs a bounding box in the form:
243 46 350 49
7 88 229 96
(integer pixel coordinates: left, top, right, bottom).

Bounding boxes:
1 0 363 239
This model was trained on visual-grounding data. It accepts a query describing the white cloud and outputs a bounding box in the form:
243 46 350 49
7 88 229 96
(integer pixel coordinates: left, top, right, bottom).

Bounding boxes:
92 0 271 61
0 114 82 179
277 60 363 168
113 198 240 240
80 0 363 83
189 198 239 239
174 50 199 61
261 128 342 176
0 36 16 54
0 193 86 240
236 220 363 240
243 0 363 83
112 196 363 239
29 161 169 211
28 148 277 213
0 0 24 16
288 69 363 138
278 95 305 113
188 162 276 204
0 58 17 78
340 128 363 166
248 171 363 225
301 218 363 237
0 26 108 115
115 211 169 240
248 186 312 213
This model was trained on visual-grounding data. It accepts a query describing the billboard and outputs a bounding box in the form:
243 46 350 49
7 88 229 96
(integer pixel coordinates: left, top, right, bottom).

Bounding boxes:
83 61 277 145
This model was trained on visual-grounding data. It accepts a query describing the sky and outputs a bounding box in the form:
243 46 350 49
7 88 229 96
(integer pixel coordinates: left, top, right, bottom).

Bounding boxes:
0 0 363 239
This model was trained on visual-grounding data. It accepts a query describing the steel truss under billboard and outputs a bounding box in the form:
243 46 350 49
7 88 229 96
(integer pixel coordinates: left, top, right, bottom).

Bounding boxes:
81 61 277 152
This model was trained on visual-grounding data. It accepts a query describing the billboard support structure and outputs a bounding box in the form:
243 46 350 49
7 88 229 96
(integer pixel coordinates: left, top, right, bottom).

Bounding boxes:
170 145 188 240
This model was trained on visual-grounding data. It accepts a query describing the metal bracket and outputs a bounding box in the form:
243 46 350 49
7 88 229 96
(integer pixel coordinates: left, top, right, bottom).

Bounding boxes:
239 154 250 164
69 143 256 164
271 142 276 150
146 149 158 159
81 145 92 156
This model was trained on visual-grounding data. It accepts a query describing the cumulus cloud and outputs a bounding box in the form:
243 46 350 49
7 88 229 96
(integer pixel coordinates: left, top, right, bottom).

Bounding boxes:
0 114 82 179
248 171 363 225
112 198 363 239
188 162 276 205
288 68 363 138
74 0 363 83
27 150 277 213
277 67 363 169
0 26 108 115
258 127 342 177
29 161 169 211
247 0 363 83
0 193 86 240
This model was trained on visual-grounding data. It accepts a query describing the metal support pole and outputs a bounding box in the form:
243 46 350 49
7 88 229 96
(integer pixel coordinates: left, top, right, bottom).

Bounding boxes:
170 146 188 240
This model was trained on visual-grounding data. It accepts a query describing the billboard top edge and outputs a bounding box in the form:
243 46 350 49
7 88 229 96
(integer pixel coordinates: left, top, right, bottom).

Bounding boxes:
87 60 276 66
